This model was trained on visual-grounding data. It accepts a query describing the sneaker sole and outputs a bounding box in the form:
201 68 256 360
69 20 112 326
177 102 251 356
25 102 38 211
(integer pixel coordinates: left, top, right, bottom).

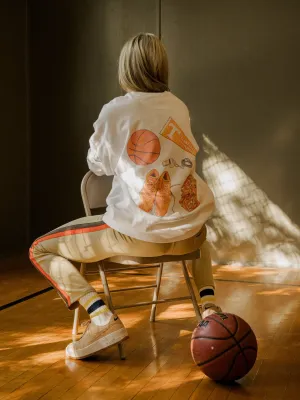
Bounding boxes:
66 328 129 360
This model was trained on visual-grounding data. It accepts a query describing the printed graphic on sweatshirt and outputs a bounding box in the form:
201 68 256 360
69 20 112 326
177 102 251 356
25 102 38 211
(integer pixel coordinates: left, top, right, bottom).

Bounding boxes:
155 171 172 217
139 170 172 217
160 118 197 156
127 130 161 166
139 169 159 213
179 174 200 212
162 157 193 169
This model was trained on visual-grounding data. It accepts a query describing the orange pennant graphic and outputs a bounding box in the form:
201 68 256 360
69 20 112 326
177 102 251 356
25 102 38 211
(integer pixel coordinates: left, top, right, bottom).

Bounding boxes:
160 118 197 156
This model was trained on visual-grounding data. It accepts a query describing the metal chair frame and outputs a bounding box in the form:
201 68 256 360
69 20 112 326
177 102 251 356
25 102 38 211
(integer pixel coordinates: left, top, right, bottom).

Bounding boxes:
72 171 202 359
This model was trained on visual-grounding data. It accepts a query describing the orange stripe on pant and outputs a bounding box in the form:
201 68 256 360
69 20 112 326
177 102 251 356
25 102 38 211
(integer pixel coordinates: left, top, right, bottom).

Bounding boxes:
29 223 109 307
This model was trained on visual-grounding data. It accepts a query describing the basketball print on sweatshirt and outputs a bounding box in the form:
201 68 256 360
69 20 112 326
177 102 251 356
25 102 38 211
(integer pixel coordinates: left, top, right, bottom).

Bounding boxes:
179 174 200 212
127 130 161 165
160 117 198 156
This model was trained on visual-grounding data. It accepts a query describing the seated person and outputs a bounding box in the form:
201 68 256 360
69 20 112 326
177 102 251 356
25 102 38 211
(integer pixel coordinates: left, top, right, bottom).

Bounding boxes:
29 33 221 360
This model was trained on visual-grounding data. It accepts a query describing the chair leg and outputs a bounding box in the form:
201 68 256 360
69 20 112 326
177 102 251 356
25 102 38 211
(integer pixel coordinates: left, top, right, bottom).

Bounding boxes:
98 262 126 360
72 263 86 336
181 261 202 322
98 262 114 311
192 259 196 273
150 263 164 322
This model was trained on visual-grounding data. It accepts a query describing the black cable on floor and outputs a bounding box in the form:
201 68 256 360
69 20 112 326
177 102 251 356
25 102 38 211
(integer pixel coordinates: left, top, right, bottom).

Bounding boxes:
0 287 53 311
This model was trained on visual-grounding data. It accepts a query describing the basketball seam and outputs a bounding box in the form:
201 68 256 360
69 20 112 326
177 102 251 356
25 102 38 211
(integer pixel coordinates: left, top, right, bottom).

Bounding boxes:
233 313 239 336
127 148 160 155
240 346 257 351
196 342 238 367
195 328 253 368
140 138 159 146
206 315 250 371
219 348 243 381
192 335 233 341
206 314 238 337
132 130 145 147
137 132 159 148
219 344 257 381
218 347 245 381
206 315 234 338
132 154 151 165
233 314 250 370
136 131 145 147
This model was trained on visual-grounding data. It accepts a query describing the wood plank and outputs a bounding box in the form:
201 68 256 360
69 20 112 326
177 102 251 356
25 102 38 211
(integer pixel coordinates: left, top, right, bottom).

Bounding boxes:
1 263 300 399
0 254 49 308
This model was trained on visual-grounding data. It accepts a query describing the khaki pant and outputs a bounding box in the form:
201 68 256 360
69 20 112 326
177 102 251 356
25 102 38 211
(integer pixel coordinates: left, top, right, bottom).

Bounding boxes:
29 216 214 310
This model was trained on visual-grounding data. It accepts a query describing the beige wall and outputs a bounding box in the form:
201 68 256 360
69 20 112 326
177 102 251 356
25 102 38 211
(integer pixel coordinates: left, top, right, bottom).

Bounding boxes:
162 0 300 266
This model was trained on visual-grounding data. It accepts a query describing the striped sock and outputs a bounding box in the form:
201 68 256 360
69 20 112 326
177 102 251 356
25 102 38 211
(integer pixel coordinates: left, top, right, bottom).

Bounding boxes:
79 291 113 326
199 286 216 310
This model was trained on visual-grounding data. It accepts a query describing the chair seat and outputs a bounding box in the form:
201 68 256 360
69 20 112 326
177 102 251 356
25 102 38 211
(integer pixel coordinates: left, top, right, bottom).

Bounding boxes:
104 250 200 266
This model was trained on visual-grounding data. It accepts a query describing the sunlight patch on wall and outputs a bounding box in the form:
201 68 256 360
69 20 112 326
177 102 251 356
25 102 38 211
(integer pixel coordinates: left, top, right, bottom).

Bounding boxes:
202 135 300 268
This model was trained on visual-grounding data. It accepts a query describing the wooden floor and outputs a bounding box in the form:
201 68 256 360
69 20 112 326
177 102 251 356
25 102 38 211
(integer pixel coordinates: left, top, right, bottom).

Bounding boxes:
0 254 49 308
1 261 300 399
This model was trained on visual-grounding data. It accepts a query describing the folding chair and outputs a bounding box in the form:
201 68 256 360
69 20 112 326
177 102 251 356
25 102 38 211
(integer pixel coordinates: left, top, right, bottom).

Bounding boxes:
72 171 203 359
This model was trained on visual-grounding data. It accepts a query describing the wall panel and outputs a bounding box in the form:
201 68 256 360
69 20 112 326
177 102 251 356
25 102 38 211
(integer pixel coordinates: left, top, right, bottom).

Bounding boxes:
162 0 300 266
30 0 158 238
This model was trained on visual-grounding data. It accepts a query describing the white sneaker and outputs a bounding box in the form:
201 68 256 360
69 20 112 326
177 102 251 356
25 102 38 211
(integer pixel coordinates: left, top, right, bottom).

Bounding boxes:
201 304 223 319
66 315 128 359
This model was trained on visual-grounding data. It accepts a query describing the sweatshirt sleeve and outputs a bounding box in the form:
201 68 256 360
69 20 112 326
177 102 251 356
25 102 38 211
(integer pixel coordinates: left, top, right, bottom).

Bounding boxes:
87 104 121 176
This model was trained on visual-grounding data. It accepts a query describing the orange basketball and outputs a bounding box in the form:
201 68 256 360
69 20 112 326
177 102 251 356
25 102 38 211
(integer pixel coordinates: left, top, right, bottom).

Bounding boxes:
191 313 257 381
127 130 161 166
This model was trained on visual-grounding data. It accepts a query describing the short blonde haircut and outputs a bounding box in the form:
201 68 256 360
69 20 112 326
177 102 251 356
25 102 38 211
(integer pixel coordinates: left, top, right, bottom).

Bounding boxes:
118 33 169 93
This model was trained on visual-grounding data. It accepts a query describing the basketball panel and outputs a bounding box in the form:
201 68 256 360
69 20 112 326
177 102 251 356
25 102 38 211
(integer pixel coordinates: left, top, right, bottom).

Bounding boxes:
127 148 136 156
207 313 238 337
239 348 257 375
130 130 146 146
192 318 234 341
191 336 236 366
135 138 161 154
133 154 149 166
222 349 251 381
135 130 157 147
140 139 161 154
232 315 254 343
200 345 241 381
238 329 257 350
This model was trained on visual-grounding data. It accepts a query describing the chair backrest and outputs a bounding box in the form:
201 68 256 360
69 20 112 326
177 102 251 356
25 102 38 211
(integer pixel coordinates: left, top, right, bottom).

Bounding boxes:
81 171 113 216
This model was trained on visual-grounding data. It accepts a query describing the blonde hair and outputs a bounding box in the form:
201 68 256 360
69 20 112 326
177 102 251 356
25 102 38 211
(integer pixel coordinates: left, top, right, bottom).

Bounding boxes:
118 33 169 93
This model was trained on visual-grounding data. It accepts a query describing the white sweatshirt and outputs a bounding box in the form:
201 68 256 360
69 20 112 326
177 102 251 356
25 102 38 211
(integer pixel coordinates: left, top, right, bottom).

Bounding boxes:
87 91 215 243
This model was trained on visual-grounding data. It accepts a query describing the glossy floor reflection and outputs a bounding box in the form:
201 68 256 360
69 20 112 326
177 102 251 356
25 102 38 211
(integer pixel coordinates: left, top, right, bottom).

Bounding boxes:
1 262 300 399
